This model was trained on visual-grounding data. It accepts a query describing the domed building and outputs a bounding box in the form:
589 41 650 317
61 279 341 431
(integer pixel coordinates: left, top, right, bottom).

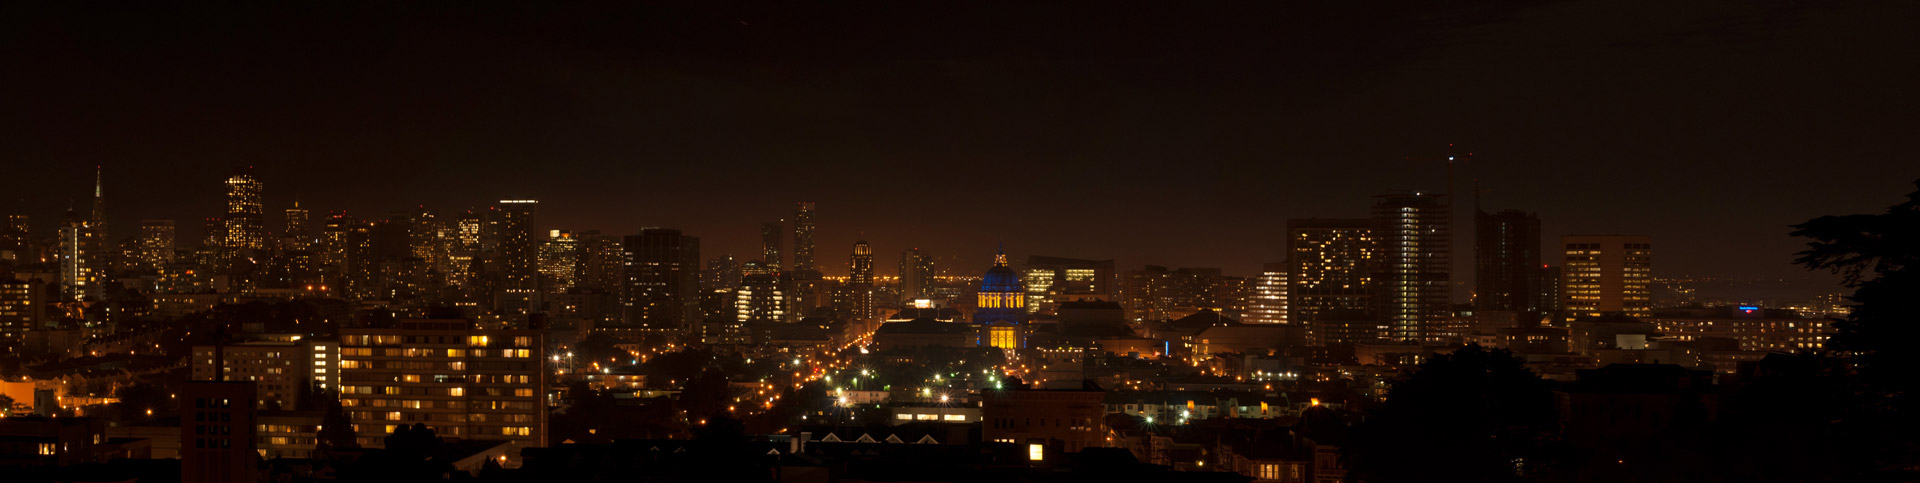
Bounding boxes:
974 248 1028 350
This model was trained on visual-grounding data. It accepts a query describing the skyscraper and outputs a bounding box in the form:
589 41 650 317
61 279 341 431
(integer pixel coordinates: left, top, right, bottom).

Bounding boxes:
223 167 265 250
539 229 579 293
1287 219 1376 345
792 202 816 272
58 209 102 301
496 200 539 292
140 219 176 270
703 256 741 293
845 240 876 321
760 221 783 271
1245 262 1289 324
734 262 786 324
622 228 700 331
90 165 106 238
1474 209 1542 312
849 240 874 284
283 201 310 251
1372 192 1450 343
898 248 935 303
1561 235 1653 319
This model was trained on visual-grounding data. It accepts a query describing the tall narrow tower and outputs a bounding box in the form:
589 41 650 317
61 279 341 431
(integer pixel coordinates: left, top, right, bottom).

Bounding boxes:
90 165 106 236
760 221 783 271
1372 192 1450 343
793 202 816 272
223 167 265 250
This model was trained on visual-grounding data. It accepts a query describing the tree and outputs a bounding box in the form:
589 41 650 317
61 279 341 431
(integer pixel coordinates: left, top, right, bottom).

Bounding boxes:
1789 178 1920 475
1344 345 1565 482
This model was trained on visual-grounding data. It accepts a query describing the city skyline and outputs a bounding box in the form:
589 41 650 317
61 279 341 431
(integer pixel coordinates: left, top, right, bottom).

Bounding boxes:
7 2 1918 284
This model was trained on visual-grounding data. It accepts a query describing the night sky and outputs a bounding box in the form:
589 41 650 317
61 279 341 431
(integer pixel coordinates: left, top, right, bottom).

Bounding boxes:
5 2 1917 286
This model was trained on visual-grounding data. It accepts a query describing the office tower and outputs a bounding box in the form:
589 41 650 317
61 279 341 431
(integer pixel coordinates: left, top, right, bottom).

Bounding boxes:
1020 256 1116 315
223 167 265 250
576 231 625 292
1245 262 1289 324
898 248 935 303
734 265 786 323
345 221 377 300
622 228 700 331
180 381 258 483
446 211 482 289
974 249 1028 350
759 221 783 271
703 256 741 293
1288 219 1377 345
1119 266 1220 322
843 240 876 321
539 230 579 293
496 200 538 291
1475 209 1542 312
849 240 874 284
283 201 310 251
318 212 350 270
408 207 443 275
58 209 102 301
140 219 176 270
338 320 547 455
1561 235 1653 319
793 202 816 272
1372 192 1450 343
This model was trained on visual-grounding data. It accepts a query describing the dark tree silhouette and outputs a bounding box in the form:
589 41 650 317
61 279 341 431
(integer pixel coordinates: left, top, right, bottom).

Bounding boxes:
1789 178 1920 475
1345 345 1565 482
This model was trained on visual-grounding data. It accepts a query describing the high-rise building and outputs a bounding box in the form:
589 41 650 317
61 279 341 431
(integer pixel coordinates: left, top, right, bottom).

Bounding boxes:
622 228 700 331
1022 256 1116 315
496 200 539 292
408 207 443 276
446 211 483 289
1245 262 1289 324
702 256 741 293
576 231 625 293
0 279 45 348
318 212 350 272
338 320 547 456
57 209 102 301
974 249 1028 350
1475 209 1542 312
792 202 816 272
759 221 783 271
283 201 310 251
140 219 175 270
223 167 265 251
1119 266 1219 322
1372 192 1450 343
1561 235 1653 319
89 166 106 239
844 240 876 321
898 248 935 303
539 230 579 293
734 264 786 324
849 240 874 284
1288 219 1377 345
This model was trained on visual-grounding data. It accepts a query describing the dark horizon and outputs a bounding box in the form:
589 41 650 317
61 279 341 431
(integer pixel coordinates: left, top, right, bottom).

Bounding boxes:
6 2 1917 284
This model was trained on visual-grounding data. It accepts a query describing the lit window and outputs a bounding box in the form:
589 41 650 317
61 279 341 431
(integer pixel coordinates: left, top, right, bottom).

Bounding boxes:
1028 443 1044 461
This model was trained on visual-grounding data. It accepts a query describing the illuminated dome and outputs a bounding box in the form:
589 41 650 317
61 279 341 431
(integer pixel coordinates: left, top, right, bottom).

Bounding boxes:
978 249 1023 293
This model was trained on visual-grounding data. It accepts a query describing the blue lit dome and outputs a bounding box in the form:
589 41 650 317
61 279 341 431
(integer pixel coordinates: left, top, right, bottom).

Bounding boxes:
978 250 1023 293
